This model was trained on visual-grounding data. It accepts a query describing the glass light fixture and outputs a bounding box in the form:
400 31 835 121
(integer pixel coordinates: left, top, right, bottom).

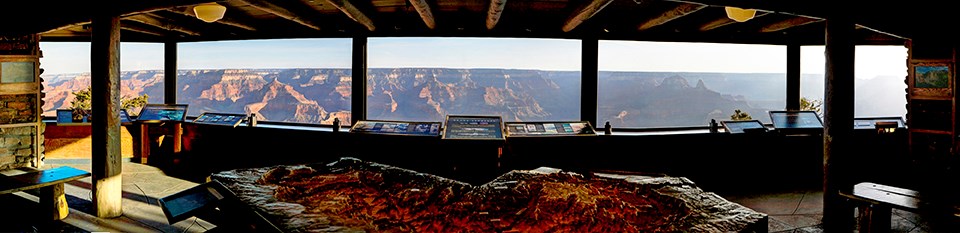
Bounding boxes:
725 7 756 22
194 3 227 23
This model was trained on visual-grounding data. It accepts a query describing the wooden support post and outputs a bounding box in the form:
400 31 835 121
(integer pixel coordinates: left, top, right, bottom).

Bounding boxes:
787 43 800 111
351 36 367 124
822 12 856 232
165 41 177 104
581 38 599 127
173 122 183 154
91 14 124 218
39 183 69 220
138 123 150 164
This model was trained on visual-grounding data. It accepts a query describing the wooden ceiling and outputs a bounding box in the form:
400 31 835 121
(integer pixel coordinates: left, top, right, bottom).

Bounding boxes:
3 0 954 45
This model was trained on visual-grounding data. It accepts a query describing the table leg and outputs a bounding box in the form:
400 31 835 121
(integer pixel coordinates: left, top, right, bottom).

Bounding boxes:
40 183 69 220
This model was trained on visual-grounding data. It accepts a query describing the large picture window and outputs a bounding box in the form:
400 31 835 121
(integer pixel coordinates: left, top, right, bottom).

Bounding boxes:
800 45 907 119
39 42 164 117
598 40 786 128
366 37 581 123
178 38 353 125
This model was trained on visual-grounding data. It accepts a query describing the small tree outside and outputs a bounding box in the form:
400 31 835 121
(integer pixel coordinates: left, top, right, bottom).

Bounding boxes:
69 87 150 121
730 109 752 121
801 97 823 117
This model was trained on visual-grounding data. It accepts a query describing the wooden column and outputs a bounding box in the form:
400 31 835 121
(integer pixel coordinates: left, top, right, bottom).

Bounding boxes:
164 41 177 104
581 38 599 127
351 36 367 124
822 13 856 232
90 14 123 218
787 43 801 111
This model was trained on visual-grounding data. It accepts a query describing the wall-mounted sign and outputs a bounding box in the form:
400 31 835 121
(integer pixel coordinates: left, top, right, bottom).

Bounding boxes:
0 61 34 83
442 115 504 140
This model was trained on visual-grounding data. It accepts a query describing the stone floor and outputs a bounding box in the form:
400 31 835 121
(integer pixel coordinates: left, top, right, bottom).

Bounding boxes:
0 158 942 232
723 189 935 233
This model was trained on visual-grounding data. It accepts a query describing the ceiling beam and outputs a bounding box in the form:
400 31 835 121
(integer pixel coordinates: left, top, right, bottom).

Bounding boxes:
124 14 201 36
166 7 257 31
408 0 436 29
122 27 165 37
637 3 707 31
759 17 822 33
486 0 507 30
234 0 323 30
120 23 169 37
562 0 615 32
324 0 376 31
698 11 770 31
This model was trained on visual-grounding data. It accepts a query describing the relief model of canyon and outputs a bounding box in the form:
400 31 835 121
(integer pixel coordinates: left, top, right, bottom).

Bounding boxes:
41 68 900 127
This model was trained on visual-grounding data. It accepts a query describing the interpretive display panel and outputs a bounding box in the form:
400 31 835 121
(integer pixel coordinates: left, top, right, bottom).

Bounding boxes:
136 104 188 123
505 121 597 137
119 109 132 124
768 111 823 134
769 111 822 129
721 120 767 134
193 112 247 127
441 115 504 140
350 120 441 136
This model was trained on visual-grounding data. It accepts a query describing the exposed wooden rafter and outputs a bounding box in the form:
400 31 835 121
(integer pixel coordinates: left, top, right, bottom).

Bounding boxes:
120 23 168 37
124 14 202 36
637 3 707 31
234 0 323 30
324 0 376 31
698 11 770 31
562 0 615 32
759 17 822 32
166 7 257 31
408 0 436 29
486 0 507 30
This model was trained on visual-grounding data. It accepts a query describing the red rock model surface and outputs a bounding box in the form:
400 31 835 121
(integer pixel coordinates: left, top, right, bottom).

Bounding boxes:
211 157 767 232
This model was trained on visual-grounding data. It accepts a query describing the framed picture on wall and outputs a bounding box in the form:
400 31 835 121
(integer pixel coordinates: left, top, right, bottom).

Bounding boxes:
909 60 953 99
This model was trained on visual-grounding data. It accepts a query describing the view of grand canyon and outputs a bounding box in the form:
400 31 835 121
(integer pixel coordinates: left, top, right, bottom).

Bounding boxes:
40 68 906 128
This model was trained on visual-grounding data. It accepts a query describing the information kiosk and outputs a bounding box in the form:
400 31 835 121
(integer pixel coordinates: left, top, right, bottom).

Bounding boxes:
134 104 188 164
440 115 505 185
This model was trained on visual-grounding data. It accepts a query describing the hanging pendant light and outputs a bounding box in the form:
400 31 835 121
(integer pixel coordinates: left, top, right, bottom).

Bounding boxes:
194 2 227 23
725 6 756 22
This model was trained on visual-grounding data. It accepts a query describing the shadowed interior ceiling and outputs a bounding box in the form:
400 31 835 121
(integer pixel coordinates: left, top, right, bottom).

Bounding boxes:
2 0 956 45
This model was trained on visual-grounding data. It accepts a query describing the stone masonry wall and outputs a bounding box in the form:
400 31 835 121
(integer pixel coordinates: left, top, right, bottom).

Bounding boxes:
0 126 36 170
0 34 41 169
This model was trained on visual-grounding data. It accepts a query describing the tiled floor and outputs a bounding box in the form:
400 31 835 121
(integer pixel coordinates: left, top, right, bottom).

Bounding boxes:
0 158 944 232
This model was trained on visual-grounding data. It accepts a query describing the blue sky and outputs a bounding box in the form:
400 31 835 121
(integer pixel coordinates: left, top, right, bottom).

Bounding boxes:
39 38 907 79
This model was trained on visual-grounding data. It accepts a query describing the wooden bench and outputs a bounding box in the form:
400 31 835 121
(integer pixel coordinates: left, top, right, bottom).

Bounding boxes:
840 182 960 233
0 166 91 220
